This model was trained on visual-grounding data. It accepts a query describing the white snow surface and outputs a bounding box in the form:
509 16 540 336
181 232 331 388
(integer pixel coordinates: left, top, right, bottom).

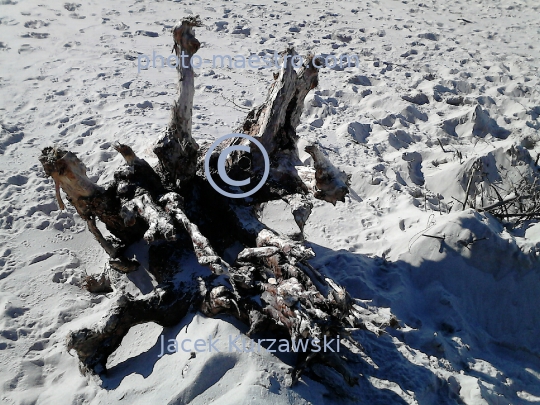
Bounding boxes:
1 0 540 404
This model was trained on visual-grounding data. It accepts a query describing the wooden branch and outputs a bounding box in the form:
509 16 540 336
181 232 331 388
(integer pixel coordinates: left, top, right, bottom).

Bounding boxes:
154 16 202 186
477 194 519 212
492 212 540 218
39 147 103 215
422 233 445 240
86 217 118 258
437 138 447 153
462 170 475 209
39 147 124 258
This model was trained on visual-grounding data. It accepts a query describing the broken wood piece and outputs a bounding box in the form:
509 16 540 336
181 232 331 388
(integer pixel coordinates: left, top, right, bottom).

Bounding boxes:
284 194 313 233
154 16 202 186
305 144 351 205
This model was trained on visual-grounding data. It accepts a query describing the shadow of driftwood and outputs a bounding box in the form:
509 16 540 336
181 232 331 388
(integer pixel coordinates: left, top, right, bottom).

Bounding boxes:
96 236 540 404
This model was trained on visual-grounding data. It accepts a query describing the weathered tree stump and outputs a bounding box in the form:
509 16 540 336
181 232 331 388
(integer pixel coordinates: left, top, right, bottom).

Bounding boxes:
40 16 365 388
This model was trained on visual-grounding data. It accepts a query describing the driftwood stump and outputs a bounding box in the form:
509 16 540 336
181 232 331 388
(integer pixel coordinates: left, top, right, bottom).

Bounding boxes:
40 16 365 387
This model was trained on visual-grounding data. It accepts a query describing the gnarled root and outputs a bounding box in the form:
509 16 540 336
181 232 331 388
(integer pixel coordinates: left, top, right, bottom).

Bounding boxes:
41 16 363 390
67 284 195 374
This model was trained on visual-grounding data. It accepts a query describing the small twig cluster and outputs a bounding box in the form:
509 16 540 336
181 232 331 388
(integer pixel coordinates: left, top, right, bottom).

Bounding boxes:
481 175 540 224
